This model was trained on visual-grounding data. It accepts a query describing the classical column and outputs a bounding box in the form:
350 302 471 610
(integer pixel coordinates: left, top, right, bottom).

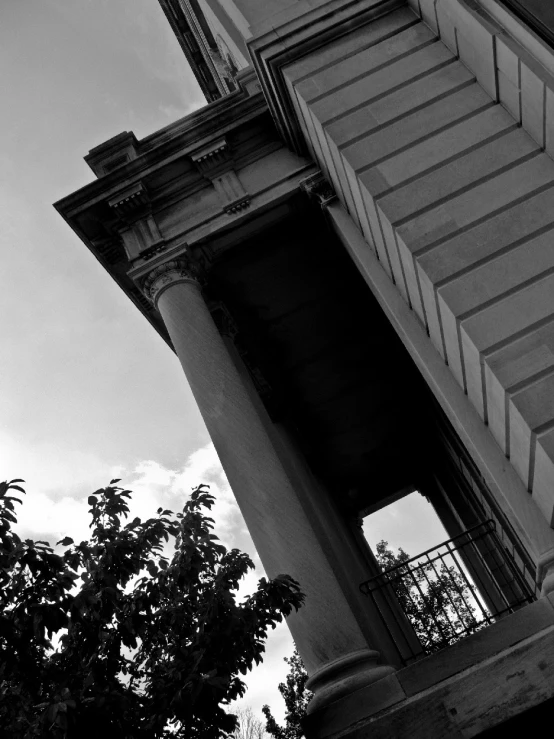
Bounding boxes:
142 257 399 712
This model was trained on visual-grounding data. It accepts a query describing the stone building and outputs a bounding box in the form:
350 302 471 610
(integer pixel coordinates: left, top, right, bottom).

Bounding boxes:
56 1 554 736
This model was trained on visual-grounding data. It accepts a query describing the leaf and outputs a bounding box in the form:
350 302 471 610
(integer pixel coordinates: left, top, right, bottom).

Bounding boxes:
110 478 122 484
87 495 98 506
56 537 74 547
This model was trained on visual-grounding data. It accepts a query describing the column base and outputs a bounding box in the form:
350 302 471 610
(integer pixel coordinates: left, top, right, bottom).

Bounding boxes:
306 649 395 714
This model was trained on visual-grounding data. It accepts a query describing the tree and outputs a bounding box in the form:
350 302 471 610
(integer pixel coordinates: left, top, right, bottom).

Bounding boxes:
263 540 480 736
232 706 266 739
0 478 304 738
262 651 311 739
374 539 480 653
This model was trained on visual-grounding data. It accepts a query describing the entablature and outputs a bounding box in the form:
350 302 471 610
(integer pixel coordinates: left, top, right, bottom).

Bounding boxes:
54 75 316 348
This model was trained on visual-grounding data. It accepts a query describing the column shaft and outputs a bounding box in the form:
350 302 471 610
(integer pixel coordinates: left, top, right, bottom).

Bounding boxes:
147 262 397 710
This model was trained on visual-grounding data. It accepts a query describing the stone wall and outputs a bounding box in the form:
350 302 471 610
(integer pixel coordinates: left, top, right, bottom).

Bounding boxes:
284 1 554 527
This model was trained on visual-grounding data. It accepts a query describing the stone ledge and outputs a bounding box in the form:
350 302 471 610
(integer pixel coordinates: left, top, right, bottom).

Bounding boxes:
363 622 554 738
305 602 554 738
397 595 554 696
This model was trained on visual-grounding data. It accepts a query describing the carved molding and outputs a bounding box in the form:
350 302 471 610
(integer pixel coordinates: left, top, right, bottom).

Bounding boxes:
300 171 337 209
109 182 166 260
190 138 231 177
90 235 126 266
109 182 150 222
189 136 251 215
142 256 201 306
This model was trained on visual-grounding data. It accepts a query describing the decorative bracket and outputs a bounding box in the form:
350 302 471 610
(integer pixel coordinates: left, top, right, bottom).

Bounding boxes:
108 182 151 222
190 137 251 215
300 171 337 209
108 182 166 261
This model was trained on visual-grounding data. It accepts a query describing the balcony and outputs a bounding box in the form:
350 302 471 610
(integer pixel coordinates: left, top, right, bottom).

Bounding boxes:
360 521 535 665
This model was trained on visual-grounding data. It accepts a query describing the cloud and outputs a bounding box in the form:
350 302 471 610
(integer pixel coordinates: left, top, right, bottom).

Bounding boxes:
122 443 248 551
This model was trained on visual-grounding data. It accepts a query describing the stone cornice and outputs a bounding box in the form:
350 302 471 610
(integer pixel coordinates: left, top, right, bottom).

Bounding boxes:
247 0 404 154
53 79 267 219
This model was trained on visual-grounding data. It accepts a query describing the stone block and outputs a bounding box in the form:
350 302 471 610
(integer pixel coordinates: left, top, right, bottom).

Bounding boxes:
294 91 327 166
484 319 554 453
437 228 554 394
521 62 546 148
438 0 499 99
377 118 527 226
418 0 438 34
487 318 554 391
437 293 465 387
379 216 412 303
418 275 446 357
396 232 428 325
350 84 489 186
498 69 521 121
311 41 453 125
546 87 554 159
484 362 509 452
510 372 554 490
460 272 554 419
311 116 361 225
435 0 457 54
439 228 554 320
325 61 474 149
496 36 519 85
416 185 554 287
341 156 377 248
508 398 533 488
462 272 554 358
299 23 436 104
533 429 554 526
397 154 554 256
284 7 417 84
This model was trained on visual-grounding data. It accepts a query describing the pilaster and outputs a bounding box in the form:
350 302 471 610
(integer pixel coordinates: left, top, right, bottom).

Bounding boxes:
109 182 166 261
189 136 251 214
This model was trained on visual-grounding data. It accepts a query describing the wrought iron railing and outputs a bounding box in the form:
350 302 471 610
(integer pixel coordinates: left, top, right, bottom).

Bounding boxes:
360 521 535 665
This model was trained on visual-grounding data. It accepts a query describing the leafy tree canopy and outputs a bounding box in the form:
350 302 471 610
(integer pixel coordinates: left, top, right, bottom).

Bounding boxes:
0 478 303 738
262 651 311 739
374 539 480 653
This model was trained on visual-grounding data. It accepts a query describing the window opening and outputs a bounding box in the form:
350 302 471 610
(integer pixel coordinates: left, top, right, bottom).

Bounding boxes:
360 491 535 664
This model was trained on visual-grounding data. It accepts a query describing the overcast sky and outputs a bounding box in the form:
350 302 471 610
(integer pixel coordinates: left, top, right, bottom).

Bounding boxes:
1 0 448 727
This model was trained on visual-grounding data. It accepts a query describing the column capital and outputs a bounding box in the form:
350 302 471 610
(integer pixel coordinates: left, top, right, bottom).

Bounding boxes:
142 257 201 307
